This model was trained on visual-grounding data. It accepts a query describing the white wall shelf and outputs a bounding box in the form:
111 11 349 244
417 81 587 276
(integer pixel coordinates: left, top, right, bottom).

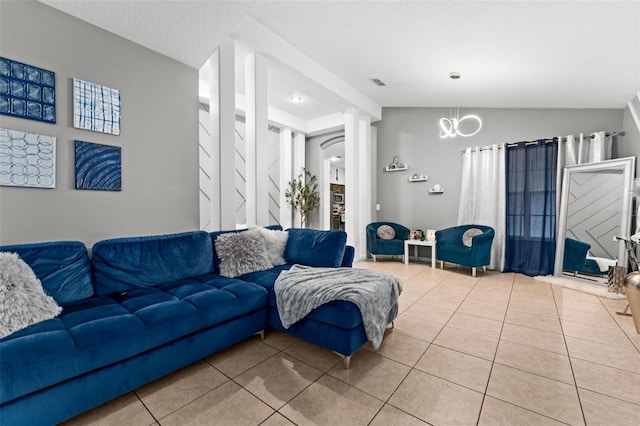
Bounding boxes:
429 188 445 194
384 165 408 172
409 175 428 182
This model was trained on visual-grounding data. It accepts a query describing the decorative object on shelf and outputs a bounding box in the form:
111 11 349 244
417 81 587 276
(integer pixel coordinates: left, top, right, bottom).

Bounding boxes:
285 167 320 228
429 184 445 193
73 78 121 135
426 229 436 242
0 127 55 188
439 72 481 138
409 173 428 182
410 229 425 241
385 155 407 171
74 140 121 191
0 57 56 123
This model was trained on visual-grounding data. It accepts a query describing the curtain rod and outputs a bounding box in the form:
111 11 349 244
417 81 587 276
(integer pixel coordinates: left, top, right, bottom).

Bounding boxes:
460 130 625 154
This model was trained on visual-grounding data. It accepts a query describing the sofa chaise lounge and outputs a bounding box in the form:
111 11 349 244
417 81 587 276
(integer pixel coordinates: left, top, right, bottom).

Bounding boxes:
0 226 361 425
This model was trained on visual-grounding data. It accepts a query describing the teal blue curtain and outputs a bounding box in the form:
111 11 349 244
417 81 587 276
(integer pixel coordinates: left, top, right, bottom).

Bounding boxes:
505 140 558 276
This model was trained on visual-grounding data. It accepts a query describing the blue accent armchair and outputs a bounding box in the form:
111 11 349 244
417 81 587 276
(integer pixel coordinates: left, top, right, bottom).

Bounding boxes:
563 237 590 276
435 224 495 276
366 222 410 262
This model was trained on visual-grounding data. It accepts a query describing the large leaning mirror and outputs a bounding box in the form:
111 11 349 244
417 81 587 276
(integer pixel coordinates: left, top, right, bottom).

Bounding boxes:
555 157 636 281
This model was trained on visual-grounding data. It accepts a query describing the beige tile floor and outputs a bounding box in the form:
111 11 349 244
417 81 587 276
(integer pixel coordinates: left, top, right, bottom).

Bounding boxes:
64 261 640 426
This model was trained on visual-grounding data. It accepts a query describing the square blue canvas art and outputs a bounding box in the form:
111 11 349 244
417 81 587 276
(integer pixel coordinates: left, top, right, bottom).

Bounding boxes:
73 78 120 135
0 127 56 188
0 57 56 123
74 140 121 191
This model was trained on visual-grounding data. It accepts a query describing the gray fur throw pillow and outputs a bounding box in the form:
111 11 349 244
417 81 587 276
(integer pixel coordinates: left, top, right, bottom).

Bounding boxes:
377 225 396 240
251 226 288 266
462 228 483 247
215 229 273 278
0 252 62 339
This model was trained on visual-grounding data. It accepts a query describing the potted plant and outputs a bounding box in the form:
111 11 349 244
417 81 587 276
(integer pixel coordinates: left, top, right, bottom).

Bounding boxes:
285 168 320 228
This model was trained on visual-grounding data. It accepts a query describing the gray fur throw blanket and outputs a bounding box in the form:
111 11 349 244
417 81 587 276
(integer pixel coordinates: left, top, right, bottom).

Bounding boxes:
274 265 402 349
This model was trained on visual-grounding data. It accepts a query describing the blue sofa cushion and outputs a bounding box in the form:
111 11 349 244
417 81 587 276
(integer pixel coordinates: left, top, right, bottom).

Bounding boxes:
0 274 266 405
284 228 347 267
0 241 93 304
239 267 363 329
92 231 214 295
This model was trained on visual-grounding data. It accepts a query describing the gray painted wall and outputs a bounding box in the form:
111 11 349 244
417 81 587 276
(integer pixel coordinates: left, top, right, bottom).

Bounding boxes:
0 1 199 247
374 108 624 233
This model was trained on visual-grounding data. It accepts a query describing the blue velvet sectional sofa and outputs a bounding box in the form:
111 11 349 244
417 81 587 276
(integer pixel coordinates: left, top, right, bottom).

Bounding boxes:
0 226 359 425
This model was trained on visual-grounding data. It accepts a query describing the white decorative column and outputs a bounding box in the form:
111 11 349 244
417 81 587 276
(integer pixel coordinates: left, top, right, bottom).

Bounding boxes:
358 115 372 260
321 157 331 230
209 38 236 230
245 52 269 226
292 132 306 228
279 127 293 229
345 109 360 248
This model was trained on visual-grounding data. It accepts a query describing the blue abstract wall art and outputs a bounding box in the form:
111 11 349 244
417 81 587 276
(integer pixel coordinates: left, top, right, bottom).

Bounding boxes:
73 78 121 135
0 57 56 123
74 140 121 191
0 127 56 188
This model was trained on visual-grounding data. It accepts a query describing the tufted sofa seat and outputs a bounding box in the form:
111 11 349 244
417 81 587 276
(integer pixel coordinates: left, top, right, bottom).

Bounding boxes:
0 227 357 425
0 232 269 425
0 276 265 406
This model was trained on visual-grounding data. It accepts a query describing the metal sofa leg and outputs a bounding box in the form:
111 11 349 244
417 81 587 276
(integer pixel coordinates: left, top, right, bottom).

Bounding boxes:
255 330 265 341
373 254 377 262
333 352 352 369
472 267 477 277
440 260 444 269
343 355 352 369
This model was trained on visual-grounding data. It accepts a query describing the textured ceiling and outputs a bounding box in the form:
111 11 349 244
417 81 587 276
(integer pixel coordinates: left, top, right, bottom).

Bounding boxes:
39 0 256 68
40 0 640 114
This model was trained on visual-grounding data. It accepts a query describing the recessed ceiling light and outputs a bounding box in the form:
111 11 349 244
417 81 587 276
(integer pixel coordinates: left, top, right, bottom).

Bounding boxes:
289 95 303 103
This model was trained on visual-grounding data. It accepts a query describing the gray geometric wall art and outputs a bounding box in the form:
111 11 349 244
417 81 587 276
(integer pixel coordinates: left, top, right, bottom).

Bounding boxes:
0 127 56 188
74 140 121 191
0 57 56 123
73 78 121 135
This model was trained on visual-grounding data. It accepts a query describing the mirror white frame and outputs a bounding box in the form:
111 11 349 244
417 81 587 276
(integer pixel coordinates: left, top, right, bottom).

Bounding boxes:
554 157 636 277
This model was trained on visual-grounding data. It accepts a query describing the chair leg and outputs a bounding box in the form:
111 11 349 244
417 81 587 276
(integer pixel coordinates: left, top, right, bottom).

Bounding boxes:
373 255 377 262
440 260 444 269
472 267 477 277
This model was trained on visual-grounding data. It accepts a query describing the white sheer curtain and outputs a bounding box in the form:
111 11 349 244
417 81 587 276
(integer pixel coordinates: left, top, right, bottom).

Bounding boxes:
458 144 506 271
556 131 613 216
557 131 612 169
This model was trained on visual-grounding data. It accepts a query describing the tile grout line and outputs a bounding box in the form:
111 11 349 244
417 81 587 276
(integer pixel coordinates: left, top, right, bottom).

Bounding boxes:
552 284 588 426
596 294 640 353
365 265 451 426
474 272 516 426
483 276 583 425
133 390 160 425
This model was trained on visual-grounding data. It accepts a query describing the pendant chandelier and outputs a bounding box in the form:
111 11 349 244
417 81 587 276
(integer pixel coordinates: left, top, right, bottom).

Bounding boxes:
439 72 482 138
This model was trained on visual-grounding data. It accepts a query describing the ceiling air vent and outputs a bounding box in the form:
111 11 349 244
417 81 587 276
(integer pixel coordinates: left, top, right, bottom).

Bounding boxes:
370 78 386 87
